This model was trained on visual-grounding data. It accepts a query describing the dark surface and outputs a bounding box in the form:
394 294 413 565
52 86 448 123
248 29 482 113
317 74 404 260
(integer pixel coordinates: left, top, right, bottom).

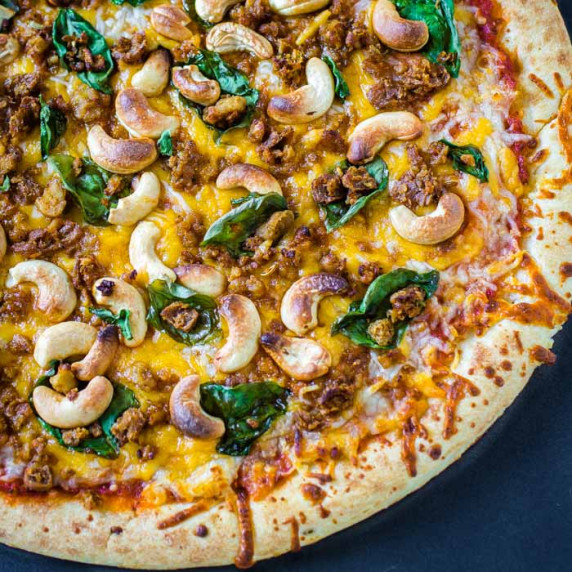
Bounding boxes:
2 3 572 572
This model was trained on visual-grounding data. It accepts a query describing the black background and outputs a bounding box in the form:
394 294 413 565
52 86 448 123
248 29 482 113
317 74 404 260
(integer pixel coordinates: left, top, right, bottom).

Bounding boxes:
2 3 572 571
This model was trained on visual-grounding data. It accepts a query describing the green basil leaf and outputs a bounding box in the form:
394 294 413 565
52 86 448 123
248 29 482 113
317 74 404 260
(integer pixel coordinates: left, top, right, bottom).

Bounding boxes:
30 361 139 459
322 157 389 232
52 9 115 94
201 192 288 257
182 0 213 28
157 130 173 157
393 0 460 77
0 176 9 192
322 56 350 99
0 0 19 28
439 139 489 182
89 307 133 341
40 96 67 161
111 0 148 5
332 268 440 349
200 382 290 456
146 279 219 345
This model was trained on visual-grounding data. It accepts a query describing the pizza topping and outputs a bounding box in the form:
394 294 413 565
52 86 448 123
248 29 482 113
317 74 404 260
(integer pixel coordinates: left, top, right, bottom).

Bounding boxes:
111 30 148 65
172 64 221 106
110 407 148 446
206 22 274 59
108 171 161 227
311 173 345 205
175 264 227 297
70 325 119 381
217 163 283 196
150 5 193 42
367 318 395 347
160 302 200 333
195 0 242 24
269 0 329 17
33 322 96 368
0 33 19 66
132 49 171 97
129 221 176 283
203 94 248 129
439 139 489 182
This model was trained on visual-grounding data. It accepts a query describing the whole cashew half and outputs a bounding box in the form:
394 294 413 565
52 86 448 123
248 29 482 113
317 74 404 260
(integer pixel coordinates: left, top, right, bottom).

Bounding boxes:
206 23 273 59
0 223 6 262
216 163 283 196
132 49 171 97
33 376 114 429
390 192 465 245
261 332 331 381
269 0 330 16
172 65 221 107
70 326 119 381
151 5 193 42
195 0 242 24
174 264 227 297
87 125 158 175
169 375 225 439
347 112 424 165
34 322 97 368
6 260 77 322
281 273 348 335
129 221 177 284
267 57 334 124
116 88 180 139
108 172 161 226
372 0 429 52
92 277 148 347
215 294 261 373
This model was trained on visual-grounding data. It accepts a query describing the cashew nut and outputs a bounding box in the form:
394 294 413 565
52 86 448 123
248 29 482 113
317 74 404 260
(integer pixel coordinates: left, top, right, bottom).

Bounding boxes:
87 125 158 175
216 163 282 196
206 23 273 59
6 260 76 322
132 49 171 97
0 223 6 263
129 221 177 284
215 294 261 373
372 0 429 52
70 326 119 382
92 277 148 347
116 88 180 139
261 332 331 381
172 65 221 107
281 273 348 335
389 192 465 245
33 376 114 429
169 375 225 439
33 322 97 368
151 5 193 42
174 264 227 297
267 57 334 124
269 0 330 16
0 34 20 67
108 172 161 226
347 111 424 165
195 0 242 24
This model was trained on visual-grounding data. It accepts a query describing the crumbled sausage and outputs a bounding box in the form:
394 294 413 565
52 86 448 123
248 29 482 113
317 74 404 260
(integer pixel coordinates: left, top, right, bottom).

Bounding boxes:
4 72 42 99
9 95 40 141
248 117 267 143
9 173 43 205
50 363 78 394
319 252 345 274
72 254 104 291
160 302 199 333
111 408 147 446
61 31 107 73
7 334 32 355
312 173 345 205
357 262 381 284
23 462 53 491
0 290 32 321
367 318 394 346
203 95 247 130
11 218 84 258
228 274 266 299
61 427 90 447
0 145 21 177
71 83 112 124
273 47 305 87
0 386 33 431
111 32 148 65
257 126 294 166
167 138 218 194
341 166 377 204
35 177 67 217
255 210 294 243
387 285 426 322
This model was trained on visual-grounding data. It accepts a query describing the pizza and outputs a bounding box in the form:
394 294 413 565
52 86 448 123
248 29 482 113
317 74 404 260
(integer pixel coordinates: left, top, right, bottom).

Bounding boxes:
0 0 570 567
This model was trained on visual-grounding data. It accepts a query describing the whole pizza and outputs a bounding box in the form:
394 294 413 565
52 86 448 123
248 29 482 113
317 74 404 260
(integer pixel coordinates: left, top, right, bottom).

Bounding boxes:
0 0 570 567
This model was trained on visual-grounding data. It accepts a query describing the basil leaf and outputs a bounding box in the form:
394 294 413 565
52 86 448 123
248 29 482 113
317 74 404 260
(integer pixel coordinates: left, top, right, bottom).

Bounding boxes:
332 269 439 349
157 130 173 157
439 139 489 182
111 0 148 5
146 279 218 345
322 56 349 100
393 0 460 77
52 9 115 94
0 176 9 192
201 192 288 257
322 157 389 232
40 96 67 160
182 0 213 28
200 382 290 456
90 307 133 341
30 361 139 459
0 0 19 29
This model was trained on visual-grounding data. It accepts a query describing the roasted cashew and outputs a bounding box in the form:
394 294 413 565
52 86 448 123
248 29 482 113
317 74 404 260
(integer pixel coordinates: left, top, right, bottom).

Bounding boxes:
6 260 76 322
132 49 171 97
215 294 261 373
268 57 334 124
151 5 193 42
261 332 331 381
129 221 177 284
0 34 20 67
390 192 465 245
172 65 221 107
372 0 429 52
116 88 180 139
174 264 227 297
92 277 148 347
195 0 242 24
216 163 282 196
206 23 273 59
108 172 161 226
70 326 119 382
87 125 157 175
0 223 6 263
269 0 330 16
169 375 225 439
33 376 114 429
33 322 97 368
281 273 348 335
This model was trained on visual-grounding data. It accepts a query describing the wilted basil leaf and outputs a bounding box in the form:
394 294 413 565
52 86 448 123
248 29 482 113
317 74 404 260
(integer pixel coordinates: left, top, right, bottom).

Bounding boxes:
332 269 439 349
157 130 173 157
40 96 67 160
111 0 148 5
439 139 489 182
147 279 218 345
0 0 19 29
322 55 350 99
200 382 290 456
90 307 133 341
53 9 115 94
0 176 9 192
